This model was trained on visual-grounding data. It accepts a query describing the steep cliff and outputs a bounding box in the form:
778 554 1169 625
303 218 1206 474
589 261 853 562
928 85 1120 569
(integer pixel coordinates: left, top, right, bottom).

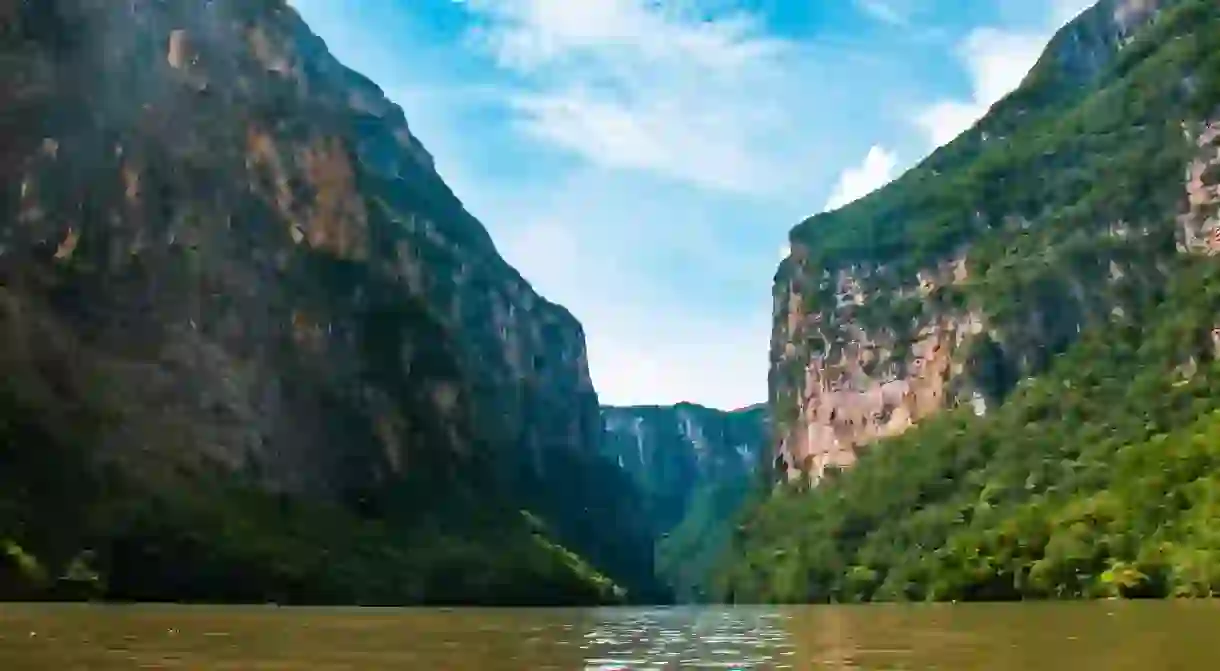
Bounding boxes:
601 403 766 600
768 0 1200 484
0 0 655 604
720 0 1220 602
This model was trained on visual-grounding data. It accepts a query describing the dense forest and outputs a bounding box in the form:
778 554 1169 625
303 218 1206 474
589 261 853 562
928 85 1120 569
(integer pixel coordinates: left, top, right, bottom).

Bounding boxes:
719 258 1220 601
717 0 1220 602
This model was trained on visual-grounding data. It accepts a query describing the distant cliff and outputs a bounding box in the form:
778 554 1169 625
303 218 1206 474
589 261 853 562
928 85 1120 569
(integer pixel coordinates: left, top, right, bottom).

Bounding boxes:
601 403 766 601
0 0 656 605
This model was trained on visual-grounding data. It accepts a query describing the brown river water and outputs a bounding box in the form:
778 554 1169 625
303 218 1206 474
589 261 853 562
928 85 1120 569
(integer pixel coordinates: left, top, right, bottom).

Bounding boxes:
0 601 1215 669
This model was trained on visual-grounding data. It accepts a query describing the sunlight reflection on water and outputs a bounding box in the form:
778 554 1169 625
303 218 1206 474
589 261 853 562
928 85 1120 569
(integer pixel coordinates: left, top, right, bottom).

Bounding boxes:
580 606 795 670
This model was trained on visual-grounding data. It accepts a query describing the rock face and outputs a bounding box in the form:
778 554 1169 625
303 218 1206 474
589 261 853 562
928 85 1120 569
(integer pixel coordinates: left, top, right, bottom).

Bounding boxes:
768 0 1199 485
770 257 986 481
602 403 766 532
601 403 766 600
0 0 653 604
1177 120 1220 254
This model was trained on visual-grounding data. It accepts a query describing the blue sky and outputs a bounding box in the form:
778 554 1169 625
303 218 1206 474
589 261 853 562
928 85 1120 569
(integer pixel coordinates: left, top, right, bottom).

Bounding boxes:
288 0 1094 409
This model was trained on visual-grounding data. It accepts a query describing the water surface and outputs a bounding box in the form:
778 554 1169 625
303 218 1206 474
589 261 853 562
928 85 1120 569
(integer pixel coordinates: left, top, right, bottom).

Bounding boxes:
0 601 1216 669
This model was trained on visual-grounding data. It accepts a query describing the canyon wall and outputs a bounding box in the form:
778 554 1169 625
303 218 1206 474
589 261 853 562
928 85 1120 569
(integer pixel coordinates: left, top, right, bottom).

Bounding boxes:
717 0 1220 604
767 0 1195 484
0 0 654 604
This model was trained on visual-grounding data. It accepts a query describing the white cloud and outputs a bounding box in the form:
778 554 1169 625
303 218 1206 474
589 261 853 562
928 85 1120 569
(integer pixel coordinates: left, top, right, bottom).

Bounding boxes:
823 144 900 212
460 0 812 195
914 28 1046 147
913 0 1096 149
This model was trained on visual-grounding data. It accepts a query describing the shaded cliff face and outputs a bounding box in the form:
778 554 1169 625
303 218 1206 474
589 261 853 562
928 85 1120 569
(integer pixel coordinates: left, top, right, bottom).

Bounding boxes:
601 403 766 601
0 0 651 604
769 0 1204 484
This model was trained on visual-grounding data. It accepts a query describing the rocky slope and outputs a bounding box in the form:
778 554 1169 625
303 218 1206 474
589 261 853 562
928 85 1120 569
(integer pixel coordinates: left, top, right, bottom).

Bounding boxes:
601 403 766 600
0 0 656 604
768 0 1200 485
719 0 1220 602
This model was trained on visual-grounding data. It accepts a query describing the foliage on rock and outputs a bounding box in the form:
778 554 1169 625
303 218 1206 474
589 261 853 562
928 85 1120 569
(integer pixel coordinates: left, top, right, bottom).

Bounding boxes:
724 0 1220 602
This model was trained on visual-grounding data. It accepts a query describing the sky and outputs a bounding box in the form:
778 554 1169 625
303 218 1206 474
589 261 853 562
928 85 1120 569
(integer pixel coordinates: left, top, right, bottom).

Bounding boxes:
287 0 1095 410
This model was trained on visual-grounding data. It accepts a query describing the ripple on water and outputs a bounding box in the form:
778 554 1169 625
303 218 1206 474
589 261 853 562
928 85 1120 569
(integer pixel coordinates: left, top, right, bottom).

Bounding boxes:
576 607 793 670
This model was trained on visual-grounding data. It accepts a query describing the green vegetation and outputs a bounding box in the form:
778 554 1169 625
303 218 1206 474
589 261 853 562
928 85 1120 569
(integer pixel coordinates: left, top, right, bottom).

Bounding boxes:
0 254 629 606
0 423 625 608
508 438 667 604
601 404 767 602
1 0 660 607
719 259 1220 602
0 342 625 606
777 0 1220 369
97 477 623 606
785 0 1220 283
719 0 1220 603
656 477 761 602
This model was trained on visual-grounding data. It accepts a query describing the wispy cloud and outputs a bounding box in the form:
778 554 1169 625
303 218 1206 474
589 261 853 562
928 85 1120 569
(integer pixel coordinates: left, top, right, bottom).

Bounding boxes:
445 0 872 407
460 0 818 195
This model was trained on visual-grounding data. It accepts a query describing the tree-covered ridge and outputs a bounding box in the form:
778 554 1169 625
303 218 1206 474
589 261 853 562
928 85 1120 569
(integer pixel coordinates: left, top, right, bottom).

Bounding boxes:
779 0 1210 283
724 0 1220 602
772 0 1216 366
720 257 1220 602
657 476 763 603
768 0 1220 469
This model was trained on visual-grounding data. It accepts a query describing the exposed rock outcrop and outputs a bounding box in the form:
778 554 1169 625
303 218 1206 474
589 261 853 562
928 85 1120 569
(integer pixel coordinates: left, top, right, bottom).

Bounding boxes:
770 256 986 482
1177 119 1220 254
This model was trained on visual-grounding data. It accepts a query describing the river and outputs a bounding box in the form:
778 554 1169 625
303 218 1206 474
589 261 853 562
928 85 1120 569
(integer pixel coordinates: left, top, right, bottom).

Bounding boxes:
0 601 1216 669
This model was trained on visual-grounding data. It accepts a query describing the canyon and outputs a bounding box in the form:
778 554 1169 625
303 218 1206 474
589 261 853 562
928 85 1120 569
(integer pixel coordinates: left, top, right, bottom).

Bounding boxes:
6 0 1220 608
